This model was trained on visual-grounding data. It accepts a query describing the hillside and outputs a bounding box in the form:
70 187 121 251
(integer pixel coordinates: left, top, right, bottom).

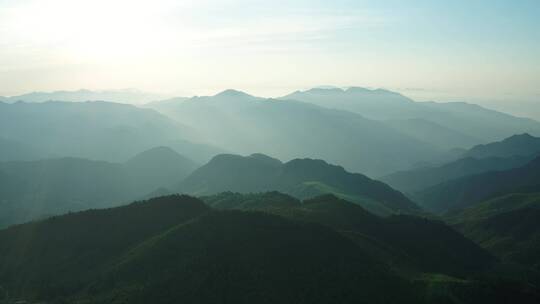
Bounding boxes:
148 90 440 176
463 133 540 159
415 156 540 213
382 155 533 193
202 192 494 276
0 148 198 227
0 194 536 304
385 118 480 150
180 153 419 215
382 134 540 193
0 195 210 299
0 195 416 304
446 192 540 270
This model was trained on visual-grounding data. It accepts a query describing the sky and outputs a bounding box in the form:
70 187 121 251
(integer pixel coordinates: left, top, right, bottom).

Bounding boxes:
0 0 539 118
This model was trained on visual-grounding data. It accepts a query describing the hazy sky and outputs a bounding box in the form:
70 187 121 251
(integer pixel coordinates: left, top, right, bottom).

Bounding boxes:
0 0 539 117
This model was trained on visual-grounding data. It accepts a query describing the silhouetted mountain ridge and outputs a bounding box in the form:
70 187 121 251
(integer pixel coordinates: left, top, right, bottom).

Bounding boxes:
463 133 540 159
416 155 540 213
0 147 198 227
148 90 441 176
282 87 540 144
180 153 419 215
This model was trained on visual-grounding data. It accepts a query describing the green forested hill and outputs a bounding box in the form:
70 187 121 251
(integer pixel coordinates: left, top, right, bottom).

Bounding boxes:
382 155 533 193
180 153 419 216
415 156 540 213
449 192 540 271
0 194 537 304
202 192 494 276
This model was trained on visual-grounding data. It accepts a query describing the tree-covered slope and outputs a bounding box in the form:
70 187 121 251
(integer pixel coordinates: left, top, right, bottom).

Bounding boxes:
447 192 540 270
0 195 210 299
382 155 533 193
0 195 418 304
415 156 540 213
202 192 494 276
0 194 536 304
180 153 419 215
91 210 418 304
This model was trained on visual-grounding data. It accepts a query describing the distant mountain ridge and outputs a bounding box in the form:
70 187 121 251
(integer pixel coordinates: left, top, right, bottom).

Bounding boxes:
148 89 441 176
0 89 166 104
0 101 221 163
0 147 198 227
282 87 540 144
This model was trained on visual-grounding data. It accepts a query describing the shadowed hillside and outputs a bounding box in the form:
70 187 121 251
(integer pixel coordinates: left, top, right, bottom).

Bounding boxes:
0 194 536 304
180 153 419 215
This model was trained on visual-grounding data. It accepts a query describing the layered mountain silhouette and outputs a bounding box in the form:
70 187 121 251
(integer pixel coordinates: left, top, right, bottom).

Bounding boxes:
0 89 165 104
382 155 534 193
179 153 420 215
1 194 535 304
416 156 540 213
148 90 441 176
0 147 197 227
283 87 540 144
463 133 540 159
385 118 481 150
382 134 540 193
0 101 221 163
2 86 540 303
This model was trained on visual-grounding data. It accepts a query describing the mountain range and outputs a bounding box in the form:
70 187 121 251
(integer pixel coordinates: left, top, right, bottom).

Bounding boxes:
148 89 444 176
283 87 540 144
2 86 540 303
382 133 540 193
0 101 222 163
4 87 540 177
0 89 166 104
0 147 197 227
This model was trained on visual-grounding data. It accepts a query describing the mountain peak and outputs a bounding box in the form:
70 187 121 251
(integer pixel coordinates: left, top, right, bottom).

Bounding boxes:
131 146 179 158
505 133 536 142
345 87 400 96
304 87 345 94
214 89 253 98
126 146 196 168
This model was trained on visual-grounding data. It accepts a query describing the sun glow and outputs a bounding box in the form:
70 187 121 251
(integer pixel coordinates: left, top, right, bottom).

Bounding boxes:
6 0 173 63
